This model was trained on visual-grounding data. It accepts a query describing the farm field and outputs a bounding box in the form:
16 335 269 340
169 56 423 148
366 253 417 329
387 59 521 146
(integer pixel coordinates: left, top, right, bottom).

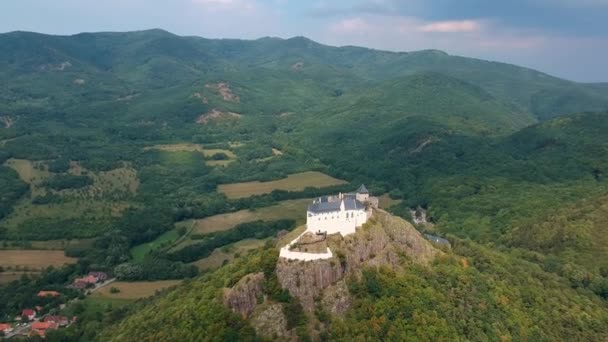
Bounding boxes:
189 239 266 270
217 171 347 199
177 198 311 237
0 250 76 270
130 229 181 262
91 280 182 299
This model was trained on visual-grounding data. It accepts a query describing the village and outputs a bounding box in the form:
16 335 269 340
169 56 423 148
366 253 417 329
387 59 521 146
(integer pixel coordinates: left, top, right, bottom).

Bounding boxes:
0 271 114 339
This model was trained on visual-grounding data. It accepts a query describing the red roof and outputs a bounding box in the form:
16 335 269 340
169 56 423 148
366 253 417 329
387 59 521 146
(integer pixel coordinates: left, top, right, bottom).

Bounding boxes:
31 321 58 338
37 290 61 297
74 275 98 284
0 323 12 331
22 309 35 317
44 316 69 325
32 321 57 330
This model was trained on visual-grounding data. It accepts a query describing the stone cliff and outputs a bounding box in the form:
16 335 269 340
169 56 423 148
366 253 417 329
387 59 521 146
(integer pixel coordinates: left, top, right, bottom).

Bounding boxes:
277 209 440 311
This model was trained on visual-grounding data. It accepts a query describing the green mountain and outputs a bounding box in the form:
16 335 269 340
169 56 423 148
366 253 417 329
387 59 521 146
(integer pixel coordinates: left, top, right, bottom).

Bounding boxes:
1 29 608 341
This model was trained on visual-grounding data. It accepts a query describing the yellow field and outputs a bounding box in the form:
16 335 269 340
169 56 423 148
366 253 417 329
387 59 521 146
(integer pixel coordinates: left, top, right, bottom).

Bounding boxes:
181 198 311 235
144 143 237 166
0 250 76 270
190 239 266 270
218 171 347 199
92 280 182 299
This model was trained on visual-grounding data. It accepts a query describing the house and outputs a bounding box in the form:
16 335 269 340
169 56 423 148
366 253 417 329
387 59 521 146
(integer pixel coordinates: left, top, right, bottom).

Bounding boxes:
305 185 374 236
21 309 36 321
72 275 98 289
37 290 61 298
0 323 13 334
88 271 108 282
31 321 58 338
44 316 69 326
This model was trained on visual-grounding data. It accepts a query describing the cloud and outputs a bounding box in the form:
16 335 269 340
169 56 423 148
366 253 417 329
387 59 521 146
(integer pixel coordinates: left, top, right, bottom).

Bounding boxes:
418 20 482 33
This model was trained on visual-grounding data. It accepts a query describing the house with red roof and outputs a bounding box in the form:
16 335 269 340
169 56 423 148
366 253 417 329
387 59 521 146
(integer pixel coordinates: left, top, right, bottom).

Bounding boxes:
0 323 13 334
21 309 36 321
31 321 58 338
44 316 69 327
88 271 108 282
37 290 61 298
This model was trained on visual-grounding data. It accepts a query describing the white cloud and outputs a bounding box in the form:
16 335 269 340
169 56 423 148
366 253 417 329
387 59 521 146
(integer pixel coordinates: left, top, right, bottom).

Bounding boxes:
418 20 482 33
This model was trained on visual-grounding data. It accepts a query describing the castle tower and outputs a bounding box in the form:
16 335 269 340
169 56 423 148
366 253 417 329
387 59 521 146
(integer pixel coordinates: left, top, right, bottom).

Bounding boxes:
356 184 369 202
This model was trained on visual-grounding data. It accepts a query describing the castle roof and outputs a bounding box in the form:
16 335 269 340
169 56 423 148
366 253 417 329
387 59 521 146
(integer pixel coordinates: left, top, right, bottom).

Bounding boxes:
357 184 369 194
308 196 365 213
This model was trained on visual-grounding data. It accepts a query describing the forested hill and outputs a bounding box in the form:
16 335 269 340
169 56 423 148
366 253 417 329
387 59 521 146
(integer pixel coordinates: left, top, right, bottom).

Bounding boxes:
2 29 608 341
1 29 608 124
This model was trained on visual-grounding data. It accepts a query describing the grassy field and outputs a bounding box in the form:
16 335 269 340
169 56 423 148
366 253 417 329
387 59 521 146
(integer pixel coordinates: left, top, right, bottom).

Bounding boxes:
0 250 76 270
130 229 180 262
144 143 237 166
177 198 310 237
91 281 182 299
189 239 266 270
4 158 51 196
217 171 347 199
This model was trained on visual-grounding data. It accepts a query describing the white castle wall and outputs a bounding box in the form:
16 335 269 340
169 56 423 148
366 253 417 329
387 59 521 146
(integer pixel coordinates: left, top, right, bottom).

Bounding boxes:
306 209 367 236
279 231 333 261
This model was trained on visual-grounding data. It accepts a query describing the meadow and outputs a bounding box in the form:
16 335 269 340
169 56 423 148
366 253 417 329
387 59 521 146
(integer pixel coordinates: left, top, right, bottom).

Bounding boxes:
91 280 182 299
217 171 346 199
0 250 76 270
144 143 237 166
130 229 181 262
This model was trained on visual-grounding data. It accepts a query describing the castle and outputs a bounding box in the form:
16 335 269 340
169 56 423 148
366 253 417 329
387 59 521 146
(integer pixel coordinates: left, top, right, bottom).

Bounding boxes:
279 185 378 261
305 184 374 236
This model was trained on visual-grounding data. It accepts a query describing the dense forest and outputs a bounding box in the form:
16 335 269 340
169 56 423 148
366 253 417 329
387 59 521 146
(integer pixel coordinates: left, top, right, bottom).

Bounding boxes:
1 29 608 340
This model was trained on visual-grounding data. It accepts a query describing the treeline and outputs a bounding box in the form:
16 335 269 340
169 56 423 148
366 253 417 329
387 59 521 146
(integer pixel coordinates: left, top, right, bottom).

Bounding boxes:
0 166 28 222
166 219 296 263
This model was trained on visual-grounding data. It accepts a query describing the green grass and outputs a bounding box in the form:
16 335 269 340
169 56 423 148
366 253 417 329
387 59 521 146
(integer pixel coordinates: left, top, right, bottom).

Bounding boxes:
130 229 180 262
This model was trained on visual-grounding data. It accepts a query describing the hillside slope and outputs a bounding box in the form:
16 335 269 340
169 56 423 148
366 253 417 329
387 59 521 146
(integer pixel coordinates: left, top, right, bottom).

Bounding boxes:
102 211 608 341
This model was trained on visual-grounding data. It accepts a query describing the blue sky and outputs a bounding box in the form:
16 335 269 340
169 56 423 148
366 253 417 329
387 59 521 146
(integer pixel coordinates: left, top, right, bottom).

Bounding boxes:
0 0 606 82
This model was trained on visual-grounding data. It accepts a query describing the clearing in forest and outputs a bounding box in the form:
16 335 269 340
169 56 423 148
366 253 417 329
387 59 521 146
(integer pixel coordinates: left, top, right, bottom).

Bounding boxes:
217 171 347 199
144 143 237 166
91 280 182 299
0 250 76 270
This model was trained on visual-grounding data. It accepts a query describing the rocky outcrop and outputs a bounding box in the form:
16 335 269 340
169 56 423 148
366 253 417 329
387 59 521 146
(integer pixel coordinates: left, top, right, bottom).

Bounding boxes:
223 272 264 318
277 210 440 312
250 303 292 340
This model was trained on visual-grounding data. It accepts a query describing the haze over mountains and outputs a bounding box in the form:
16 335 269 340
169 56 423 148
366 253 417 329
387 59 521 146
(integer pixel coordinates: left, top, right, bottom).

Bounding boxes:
1 29 608 340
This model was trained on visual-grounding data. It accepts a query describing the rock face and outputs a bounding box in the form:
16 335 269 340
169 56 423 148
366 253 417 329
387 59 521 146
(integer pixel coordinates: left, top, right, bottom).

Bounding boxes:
250 303 291 340
223 272 265 318
277 210 440 311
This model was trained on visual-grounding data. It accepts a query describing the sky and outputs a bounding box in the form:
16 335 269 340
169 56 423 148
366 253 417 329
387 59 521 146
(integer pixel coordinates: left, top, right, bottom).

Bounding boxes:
0 0 606 82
